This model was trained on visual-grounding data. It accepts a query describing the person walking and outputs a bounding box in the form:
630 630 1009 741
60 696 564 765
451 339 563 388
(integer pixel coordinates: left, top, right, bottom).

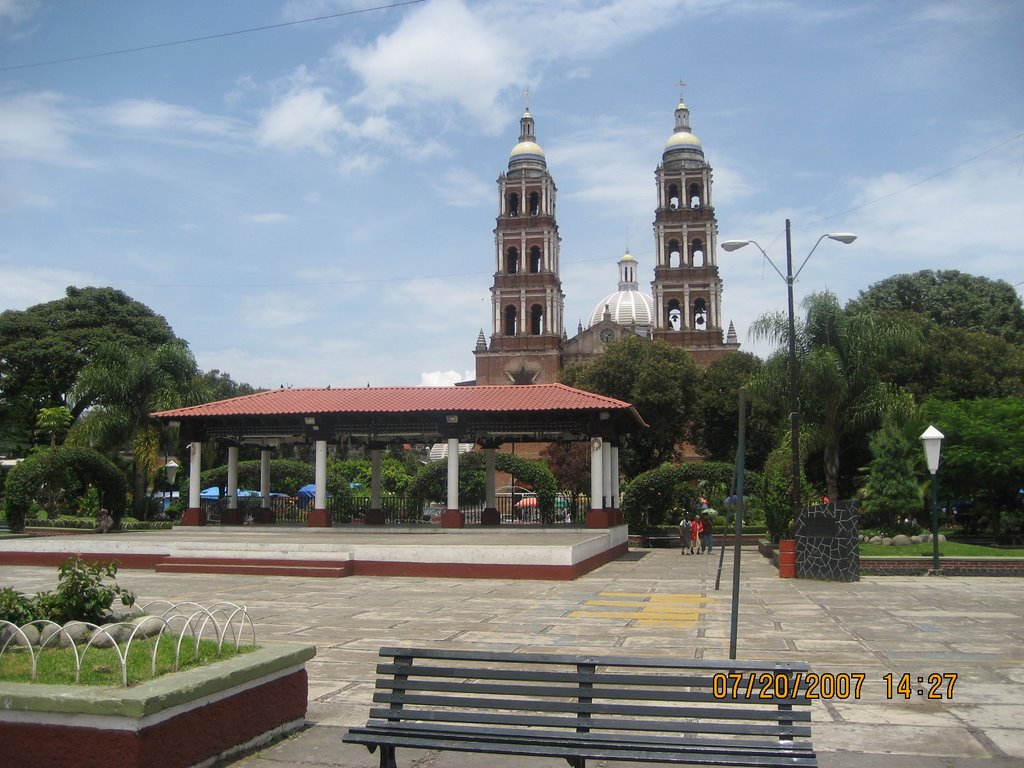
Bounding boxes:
679 516 692 555
689 514 702 555
701 512 714 554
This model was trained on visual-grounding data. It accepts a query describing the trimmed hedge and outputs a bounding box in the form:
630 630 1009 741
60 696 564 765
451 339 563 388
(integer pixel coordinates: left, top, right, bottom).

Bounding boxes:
3 447 127 533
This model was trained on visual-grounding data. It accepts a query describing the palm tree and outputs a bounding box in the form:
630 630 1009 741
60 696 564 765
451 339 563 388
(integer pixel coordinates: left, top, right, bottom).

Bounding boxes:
67 341 202 519
750 291 918 500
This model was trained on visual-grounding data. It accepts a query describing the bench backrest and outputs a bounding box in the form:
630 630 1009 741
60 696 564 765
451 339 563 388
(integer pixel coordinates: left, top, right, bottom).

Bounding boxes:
368 647 813 745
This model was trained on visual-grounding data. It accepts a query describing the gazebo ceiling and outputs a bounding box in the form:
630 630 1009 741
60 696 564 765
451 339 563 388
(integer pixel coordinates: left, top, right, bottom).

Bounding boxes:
152 384 645 445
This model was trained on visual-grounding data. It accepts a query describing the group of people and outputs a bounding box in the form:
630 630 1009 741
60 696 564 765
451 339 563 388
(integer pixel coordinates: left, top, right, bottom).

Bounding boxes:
679 512 714 555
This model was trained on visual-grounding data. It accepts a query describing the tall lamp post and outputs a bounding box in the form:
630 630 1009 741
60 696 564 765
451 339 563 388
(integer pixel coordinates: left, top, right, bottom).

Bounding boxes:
920 426 944 573
721 220 856 520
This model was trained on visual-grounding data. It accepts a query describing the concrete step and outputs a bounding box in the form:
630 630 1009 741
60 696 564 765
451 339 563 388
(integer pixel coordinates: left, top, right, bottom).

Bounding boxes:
155 557 350 578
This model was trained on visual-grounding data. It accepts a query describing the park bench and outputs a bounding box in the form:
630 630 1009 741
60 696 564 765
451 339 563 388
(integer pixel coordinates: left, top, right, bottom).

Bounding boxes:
343 646 817 768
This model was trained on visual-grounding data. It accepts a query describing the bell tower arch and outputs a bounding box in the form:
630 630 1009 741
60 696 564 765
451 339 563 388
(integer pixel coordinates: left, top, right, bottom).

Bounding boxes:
651 87 739 365
475 107 565 385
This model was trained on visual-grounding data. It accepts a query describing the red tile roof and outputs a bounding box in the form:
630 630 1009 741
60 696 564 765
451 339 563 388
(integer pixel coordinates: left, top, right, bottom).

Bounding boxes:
153 383 635 418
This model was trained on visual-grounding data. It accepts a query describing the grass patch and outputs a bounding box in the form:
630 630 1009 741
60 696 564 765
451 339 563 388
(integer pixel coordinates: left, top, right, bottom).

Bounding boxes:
0 638 257 686
859 541 1024 558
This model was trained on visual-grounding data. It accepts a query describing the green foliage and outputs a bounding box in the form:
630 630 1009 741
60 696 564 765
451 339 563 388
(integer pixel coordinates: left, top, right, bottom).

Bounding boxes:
849 270 1024 346
860 421 923 528
197 459 314 496
35 406 73 447
0 287 177 453
0 587 36 625
920 397 1024 536
690 352 781 471
1 556 135 626
411 452 558 521
3 446 127 533
559 335 700 478
760 447 793 544
750 291 918 500
620 462 759 532
31 556 136 625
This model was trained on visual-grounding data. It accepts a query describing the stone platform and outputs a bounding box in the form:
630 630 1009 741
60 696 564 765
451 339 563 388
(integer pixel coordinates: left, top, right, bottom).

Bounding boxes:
0 525 629 580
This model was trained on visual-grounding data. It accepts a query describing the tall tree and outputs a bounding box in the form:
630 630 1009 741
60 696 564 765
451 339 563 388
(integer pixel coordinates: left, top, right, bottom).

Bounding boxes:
849 270 1024 345
67 341 202 519
559 335 699 478
689 351 782 471
0 287 176 453
860 420 923 529
750 291 918 500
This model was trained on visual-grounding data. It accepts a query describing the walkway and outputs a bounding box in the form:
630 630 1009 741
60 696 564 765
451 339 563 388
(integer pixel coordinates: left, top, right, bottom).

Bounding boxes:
3 543 1021 767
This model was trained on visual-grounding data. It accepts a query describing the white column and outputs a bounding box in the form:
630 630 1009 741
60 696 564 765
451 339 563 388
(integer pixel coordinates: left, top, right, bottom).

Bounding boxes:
227 446 239 511
590 438 603 512
315 440 327 510
602 441 612 508
370 448 382 509
447 438 460 511
260 449 271 505
188 442 202 510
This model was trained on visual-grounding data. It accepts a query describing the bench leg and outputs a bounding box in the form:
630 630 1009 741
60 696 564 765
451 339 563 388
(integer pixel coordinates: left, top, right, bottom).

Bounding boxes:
565 758 585 768
377 745 397 768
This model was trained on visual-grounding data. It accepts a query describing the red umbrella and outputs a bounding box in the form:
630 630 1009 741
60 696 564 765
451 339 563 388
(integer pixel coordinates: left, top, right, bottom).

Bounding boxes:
514 496 538 507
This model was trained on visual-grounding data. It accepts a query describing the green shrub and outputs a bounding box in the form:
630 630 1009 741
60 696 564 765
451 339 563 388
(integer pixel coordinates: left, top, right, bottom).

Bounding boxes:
0 587 35 625
29 556 135 625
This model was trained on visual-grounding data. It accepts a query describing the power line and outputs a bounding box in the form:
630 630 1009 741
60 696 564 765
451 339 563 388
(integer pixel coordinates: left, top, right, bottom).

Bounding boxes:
0 0 425 72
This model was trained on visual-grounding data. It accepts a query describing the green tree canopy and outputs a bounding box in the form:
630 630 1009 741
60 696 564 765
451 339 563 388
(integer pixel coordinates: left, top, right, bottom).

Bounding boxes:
559 335 699 478
750 291 917 500
920 397 1024 533
0 287 177 453
849 270 1024 345
67 341 202 518
689 351 781 471
860 420 923 529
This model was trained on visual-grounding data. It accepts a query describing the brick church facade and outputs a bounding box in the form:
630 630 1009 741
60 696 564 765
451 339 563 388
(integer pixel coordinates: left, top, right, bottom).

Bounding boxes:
474 94 739 386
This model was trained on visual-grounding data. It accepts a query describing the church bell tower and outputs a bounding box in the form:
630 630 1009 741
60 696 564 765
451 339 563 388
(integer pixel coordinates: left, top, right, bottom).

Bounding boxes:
474 108 565 385
651 89 739 365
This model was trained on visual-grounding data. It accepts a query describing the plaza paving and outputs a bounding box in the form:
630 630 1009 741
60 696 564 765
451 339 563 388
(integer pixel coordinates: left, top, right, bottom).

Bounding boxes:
3 541 1022 768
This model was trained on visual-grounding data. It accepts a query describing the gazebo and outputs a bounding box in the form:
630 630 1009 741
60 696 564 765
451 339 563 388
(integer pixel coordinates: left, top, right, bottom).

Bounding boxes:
152 383 645 530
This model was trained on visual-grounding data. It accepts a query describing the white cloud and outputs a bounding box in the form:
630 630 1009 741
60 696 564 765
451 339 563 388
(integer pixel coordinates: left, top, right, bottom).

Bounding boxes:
0 266 97 311
0 92 81 164
105 99 241 136
245 212 294 224
339 0 517 134
433 168 491 207
419 370 474 386
256 86 345 155
0 0 39 32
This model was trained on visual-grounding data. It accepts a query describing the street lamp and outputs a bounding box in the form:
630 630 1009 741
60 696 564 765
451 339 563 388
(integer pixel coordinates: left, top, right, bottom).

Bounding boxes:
721 219 857 520
920 425 944 573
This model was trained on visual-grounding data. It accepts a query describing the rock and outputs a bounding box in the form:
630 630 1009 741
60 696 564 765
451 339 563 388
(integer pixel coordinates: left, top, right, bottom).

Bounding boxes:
60 621 92 647
39 623 63 647
892 534 913 546
131 615 166 638
881 537 892 546
869 536 883 544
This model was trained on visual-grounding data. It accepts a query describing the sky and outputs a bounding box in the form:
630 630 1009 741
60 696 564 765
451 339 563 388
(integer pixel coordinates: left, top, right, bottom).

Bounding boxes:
1 0 1022 390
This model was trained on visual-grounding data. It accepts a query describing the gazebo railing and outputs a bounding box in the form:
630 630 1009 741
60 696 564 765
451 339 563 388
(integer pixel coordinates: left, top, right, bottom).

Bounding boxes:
199 494 590 527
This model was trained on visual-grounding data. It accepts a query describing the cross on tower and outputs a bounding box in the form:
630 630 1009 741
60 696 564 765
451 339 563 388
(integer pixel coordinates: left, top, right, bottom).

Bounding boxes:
523 85 531 111
677 79 687 100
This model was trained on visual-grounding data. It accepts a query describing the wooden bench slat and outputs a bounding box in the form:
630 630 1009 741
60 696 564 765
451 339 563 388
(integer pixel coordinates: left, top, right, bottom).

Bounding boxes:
367 708 812 738
371 694 811 725
345 728 817 767
378 647 809 674
373 678 814 707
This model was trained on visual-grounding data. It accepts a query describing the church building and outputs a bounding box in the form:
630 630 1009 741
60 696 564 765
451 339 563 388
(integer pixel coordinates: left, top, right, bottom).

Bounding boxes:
474 94 739 386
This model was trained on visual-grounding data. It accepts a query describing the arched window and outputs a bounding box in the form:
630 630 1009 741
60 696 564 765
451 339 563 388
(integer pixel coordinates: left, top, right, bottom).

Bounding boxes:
688 182 702 208
530 304 543 335
667 183 680 210
691 238 705 267
504 305 518 336
508 193 519 217
667 299 682 331
529 246 542 273
529 192 540 216
506 247 519 274
694 298 708 329
667 239 681 268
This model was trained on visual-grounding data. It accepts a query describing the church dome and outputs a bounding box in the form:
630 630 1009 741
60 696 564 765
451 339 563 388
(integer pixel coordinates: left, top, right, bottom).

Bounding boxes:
663 99 704 160
511 140 545 158
587 249 655 329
